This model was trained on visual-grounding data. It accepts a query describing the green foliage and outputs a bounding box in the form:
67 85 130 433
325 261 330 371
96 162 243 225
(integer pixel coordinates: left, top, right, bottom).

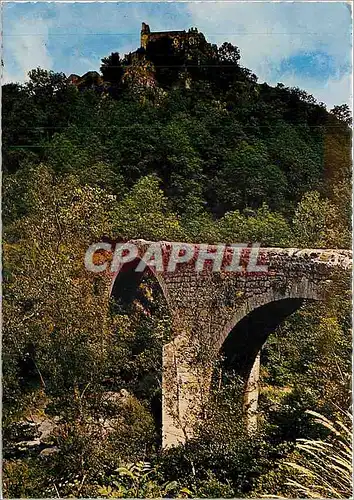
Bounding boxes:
218 204 292 246
2 166 114 422
101 52 124 85
293 191 331 247
97 461 191 498
3 458 49 498
293 191 350 248
213 140 288 212
262 294 351 408
111 174 184 241
159 376 273 497
3 55 350 224
181 196 221 243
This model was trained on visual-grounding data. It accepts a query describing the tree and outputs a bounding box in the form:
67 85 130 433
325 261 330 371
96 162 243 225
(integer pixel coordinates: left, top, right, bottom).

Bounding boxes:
3 165 114 418
111 174 185 241
292 191 350 248
218 204 292 246
218 42 240 65
2 22 352 498
1 83 43 173
330 104 352 126
3 166 161 496
100 52 124 85
214 140 288 212
27 68 68 97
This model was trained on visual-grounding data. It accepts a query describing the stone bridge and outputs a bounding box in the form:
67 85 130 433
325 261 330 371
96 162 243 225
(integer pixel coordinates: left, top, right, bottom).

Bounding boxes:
104 240 352 447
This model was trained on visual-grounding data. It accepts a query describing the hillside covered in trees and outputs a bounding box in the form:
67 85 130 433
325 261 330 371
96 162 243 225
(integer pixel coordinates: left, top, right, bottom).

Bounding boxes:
2 26 352 498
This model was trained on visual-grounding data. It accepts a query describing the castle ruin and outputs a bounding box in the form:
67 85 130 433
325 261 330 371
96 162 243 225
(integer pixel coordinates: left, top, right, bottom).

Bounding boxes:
140 22 198 50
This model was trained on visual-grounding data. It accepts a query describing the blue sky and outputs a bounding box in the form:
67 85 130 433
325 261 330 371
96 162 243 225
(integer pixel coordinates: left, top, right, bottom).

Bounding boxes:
2 2 352 109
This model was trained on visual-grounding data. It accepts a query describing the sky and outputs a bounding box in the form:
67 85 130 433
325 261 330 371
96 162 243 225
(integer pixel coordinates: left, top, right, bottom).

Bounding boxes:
2 1 352 109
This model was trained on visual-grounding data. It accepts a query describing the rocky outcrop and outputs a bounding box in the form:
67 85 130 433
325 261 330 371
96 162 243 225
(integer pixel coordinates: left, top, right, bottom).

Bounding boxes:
4 416 59 459
3 390 132 459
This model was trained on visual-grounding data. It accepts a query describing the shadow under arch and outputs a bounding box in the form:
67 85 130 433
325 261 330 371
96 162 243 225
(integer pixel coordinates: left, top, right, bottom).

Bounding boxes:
213 295 320 436
217 281 323 381
220 298 308 380
110 257 170 311
110 257 171 442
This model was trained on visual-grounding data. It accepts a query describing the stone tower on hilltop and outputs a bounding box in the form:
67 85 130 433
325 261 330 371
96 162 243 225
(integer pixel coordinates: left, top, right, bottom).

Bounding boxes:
140 22 196 50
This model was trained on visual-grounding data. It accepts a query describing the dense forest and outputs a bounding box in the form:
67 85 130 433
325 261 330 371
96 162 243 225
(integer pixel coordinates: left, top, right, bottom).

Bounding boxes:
2 27 352 498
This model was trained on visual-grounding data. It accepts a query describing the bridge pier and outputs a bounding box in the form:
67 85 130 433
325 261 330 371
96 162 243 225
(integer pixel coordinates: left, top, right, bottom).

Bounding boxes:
162 343 262 448
162 339 188 448
162 334 214 448
244 352 261 433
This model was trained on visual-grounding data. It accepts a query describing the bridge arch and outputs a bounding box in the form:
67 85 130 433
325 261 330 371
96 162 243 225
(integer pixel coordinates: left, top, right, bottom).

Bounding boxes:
220 297 305 378
217 278 324 379
214 281 330 433
109 256 172 441
110 256 171 310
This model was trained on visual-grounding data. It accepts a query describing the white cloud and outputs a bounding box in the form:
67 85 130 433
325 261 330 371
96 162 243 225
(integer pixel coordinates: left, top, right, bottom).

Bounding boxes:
2 15 53 84
186 2 352 108
273 72 352 110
